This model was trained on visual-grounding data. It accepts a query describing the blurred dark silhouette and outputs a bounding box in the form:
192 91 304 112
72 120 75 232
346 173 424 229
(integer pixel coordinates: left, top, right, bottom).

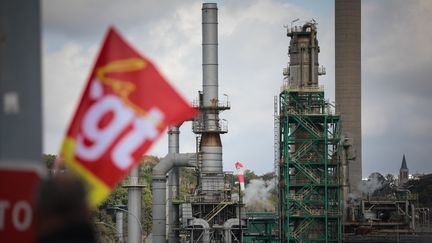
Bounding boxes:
35 173 96 243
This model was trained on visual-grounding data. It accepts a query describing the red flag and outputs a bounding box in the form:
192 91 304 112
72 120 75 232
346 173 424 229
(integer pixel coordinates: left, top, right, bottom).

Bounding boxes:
60 27 197 207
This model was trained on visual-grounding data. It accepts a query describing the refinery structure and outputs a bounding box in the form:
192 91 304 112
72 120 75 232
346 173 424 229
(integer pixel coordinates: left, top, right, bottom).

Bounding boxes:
140 1 432 242
277 20 343 242
2 0 431 243
152 4 244 242
144 1 432 243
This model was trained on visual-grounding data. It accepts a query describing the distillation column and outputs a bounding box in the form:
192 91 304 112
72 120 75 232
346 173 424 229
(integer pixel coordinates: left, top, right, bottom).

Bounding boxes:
287 22 320 87
279 21 342 242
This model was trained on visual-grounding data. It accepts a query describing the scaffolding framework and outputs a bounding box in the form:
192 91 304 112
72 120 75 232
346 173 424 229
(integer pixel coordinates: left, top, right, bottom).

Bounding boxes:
278 87 342 242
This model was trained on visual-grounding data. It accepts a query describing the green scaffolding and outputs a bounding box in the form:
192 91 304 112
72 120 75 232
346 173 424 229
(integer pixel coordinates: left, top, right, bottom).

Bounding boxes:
278 87 342 242
244 212 278 243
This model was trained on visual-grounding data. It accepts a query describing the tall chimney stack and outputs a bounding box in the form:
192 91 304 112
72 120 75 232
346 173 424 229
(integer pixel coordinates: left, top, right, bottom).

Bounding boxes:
335 0 362 196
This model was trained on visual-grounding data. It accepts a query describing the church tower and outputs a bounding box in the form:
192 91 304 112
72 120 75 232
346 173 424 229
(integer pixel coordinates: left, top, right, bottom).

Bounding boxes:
399 154 409 184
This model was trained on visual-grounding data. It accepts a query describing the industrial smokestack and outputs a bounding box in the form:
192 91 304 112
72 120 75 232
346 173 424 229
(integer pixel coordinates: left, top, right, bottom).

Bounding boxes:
198 3 225 198
202 3 218 109
335 0 362 196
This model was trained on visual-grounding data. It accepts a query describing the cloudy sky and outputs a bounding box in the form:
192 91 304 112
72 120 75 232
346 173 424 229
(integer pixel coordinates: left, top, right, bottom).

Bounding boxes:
42 0 432 177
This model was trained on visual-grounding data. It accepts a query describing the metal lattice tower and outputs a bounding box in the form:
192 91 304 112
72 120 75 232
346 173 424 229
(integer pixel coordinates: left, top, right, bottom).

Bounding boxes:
278 21 342 242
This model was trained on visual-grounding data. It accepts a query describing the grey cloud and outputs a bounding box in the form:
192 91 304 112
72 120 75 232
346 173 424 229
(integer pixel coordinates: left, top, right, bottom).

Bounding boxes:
42 0 432 178
362 0 432 177
42 0 194 38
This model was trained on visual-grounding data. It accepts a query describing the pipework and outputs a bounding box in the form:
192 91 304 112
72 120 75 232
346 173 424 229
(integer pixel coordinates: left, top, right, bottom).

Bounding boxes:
152 153 197 243
167 126 180 243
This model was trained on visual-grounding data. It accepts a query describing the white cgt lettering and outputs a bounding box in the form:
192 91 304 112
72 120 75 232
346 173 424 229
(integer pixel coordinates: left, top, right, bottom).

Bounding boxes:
76 80 165 170
112 108 163 169
76 95 133 161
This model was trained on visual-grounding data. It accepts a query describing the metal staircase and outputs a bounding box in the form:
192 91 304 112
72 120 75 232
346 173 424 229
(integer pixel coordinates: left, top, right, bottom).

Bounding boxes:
204 200 234 222
288 108 321 138
291 219 313 242
293 162 321 184
290 142 313 162
279 88 342 242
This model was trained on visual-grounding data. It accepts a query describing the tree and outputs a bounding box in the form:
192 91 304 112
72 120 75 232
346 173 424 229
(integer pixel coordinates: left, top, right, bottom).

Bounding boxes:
244 169 259 184
261 171 276 181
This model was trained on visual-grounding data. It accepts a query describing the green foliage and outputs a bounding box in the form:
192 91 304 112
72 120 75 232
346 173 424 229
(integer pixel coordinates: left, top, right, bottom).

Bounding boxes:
179 168 197 198
261 172 276 181
139 155 159 237
42 154 56 170
244 169 259 184
94 209 117 242
141 186 152 236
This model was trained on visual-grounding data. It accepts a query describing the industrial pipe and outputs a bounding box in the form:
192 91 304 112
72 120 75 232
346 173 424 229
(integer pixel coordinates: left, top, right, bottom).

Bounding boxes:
152 153 196 243
309 23 316 85
190 218 210 243
342 137 350 221
116 210 124 243
167 126 180 243
128 166 142 243
223 218 245 243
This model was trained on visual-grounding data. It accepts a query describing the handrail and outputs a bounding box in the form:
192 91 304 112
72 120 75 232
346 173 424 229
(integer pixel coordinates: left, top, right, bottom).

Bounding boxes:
281 83 324 92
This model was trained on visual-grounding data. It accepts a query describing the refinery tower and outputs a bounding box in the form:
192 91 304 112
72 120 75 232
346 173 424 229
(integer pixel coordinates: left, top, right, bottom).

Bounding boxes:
277 21 343 242
152 3 244 243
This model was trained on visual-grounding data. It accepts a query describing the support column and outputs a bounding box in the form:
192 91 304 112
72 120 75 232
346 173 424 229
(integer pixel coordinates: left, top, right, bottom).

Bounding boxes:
116 210 124 242
0 0 42 162
168 126 180 243
127 166 142 243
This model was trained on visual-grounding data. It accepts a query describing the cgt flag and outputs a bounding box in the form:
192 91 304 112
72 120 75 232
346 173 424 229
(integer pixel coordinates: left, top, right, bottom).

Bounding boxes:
60 27 197 207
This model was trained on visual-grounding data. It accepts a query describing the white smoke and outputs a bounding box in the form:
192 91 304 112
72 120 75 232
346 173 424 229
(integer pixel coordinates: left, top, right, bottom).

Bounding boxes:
243 179 276 212
358 172 385 195
347 193 361 206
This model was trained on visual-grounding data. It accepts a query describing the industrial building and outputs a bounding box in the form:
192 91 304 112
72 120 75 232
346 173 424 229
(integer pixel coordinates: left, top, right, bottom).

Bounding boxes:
151 4 245 243
277 20 342 242
145 2 432 243
0 0 431 242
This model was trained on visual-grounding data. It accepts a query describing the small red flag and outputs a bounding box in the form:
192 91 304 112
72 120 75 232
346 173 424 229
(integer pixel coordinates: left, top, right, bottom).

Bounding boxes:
60 27 197 207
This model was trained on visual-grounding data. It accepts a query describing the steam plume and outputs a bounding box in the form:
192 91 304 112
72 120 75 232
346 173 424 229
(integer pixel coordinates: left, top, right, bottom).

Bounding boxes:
244 179 276 212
